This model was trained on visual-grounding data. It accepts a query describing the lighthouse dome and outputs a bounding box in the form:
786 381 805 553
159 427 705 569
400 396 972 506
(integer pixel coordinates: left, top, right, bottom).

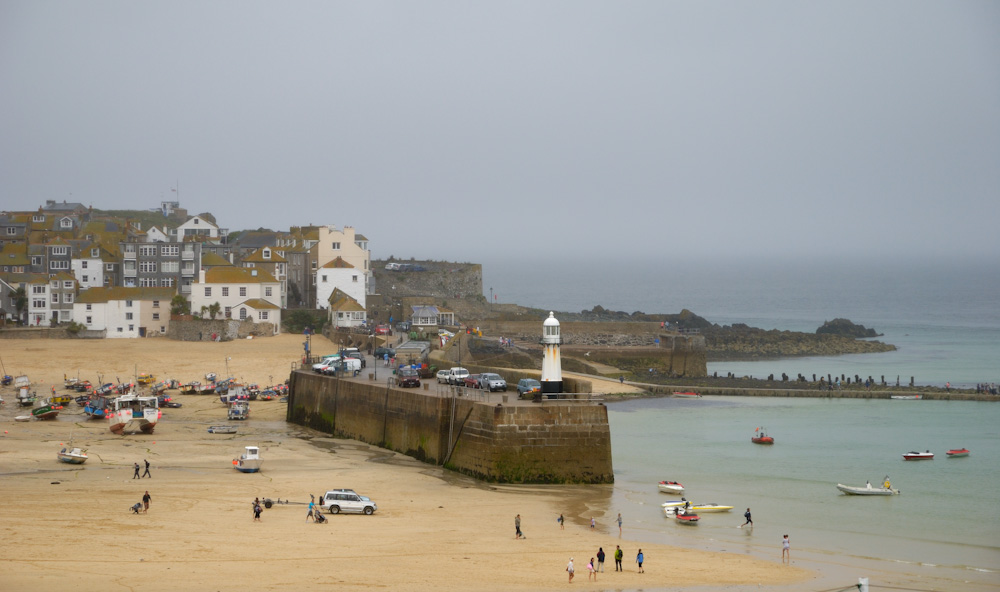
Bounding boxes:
543 312 560 327
542 312 561 342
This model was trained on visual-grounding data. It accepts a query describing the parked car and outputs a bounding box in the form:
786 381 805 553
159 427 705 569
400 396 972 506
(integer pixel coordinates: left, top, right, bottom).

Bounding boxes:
396 368 421 388
340 349 366 368
320 489 377 515
374 347 396 360
375 324 392 335
479 373 507 392
436 369 451 384
312 355 341 372
446 367 470 386
517 378 542 397
464 374 481 389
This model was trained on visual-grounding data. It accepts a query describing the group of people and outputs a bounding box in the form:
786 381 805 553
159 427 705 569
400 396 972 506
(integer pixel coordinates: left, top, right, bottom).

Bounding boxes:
132 459 151 479
130 491 151 514
566 546 636 582
975 382 997 395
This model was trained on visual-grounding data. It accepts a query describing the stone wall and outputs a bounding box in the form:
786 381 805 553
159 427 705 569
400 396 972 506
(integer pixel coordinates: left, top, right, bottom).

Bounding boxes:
168 319 277 341
287 370 613 483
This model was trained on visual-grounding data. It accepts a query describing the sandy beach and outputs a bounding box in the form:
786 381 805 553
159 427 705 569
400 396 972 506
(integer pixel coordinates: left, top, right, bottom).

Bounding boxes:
0 335 810 591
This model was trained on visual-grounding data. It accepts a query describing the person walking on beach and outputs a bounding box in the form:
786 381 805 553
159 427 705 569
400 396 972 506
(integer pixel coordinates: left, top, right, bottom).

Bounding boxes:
515 514 522 539
587 558 596 581
133 462 140 479
741 508 753 528
635 549 644 573
253 501 262 522
142 491 151 513
306 498 315 522
614 545 623 571
557 514 564 529
590 516 595 530
596 547 605 572
566 557 574 583
782 534 790 562
617 512 623 535
142 459 151 478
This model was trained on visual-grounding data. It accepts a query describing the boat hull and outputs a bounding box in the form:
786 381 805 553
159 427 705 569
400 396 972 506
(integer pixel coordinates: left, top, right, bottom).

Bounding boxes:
57 448 88 464
751 437 774 444
946 449 969 457
836 484 899 495
902 452 934 460
657 481 685 494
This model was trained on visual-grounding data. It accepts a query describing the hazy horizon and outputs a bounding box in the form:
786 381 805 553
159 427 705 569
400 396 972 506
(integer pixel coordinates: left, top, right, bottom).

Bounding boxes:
3 1 998 263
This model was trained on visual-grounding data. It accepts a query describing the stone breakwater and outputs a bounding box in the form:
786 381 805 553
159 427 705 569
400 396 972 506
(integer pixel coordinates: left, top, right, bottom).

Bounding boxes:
703 325 896 360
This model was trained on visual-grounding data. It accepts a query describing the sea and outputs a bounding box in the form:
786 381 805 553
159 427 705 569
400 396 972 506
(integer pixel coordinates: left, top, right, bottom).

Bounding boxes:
482 256 1000 590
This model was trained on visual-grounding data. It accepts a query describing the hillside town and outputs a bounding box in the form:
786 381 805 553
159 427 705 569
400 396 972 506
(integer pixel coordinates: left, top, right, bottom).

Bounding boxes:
0 200 380 337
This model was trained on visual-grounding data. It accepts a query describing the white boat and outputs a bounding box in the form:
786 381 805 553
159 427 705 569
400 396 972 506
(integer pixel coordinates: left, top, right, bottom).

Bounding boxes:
15 415 31 422
657 480 685 494
663 500 732 514
233 445 262 473
57 446 89 464
227 400 250 420
902 450 934 461
686 503 733 513
207 425 238 434
890 394 921 400
837 477 899 496
107 394 161 435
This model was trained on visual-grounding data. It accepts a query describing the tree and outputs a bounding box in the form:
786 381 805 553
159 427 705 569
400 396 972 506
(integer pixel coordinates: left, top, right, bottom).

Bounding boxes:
170 294 190 316
208 302 221 320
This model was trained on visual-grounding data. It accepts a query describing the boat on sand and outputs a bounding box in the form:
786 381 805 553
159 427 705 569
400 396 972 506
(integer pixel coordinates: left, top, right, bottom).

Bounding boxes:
233 445 262 473
107 394 161 434
57 446 89 464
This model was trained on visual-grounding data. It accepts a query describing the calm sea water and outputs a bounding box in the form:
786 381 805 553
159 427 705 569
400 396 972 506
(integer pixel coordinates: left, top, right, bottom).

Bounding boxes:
481 256 1000 387
606 396 1000 588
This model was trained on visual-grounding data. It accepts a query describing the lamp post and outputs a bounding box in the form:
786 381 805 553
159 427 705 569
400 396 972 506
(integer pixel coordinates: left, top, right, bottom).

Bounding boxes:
225 356 231 380
490 287 493 308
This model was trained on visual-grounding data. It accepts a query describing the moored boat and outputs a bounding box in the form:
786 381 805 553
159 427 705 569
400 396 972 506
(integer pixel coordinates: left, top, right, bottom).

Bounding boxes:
233 445 262 473
946 448 970 457
657 480 685 494
84 395 110 419
17 388 37 407
57 446 89 464
15 415 31 422
890 394 922 400
751 427 774 445
107 394 161 434
228 400 250 420
672 391 702 398
207 425 238 434
674 510 699 524
32 399 62 420
902 450 934 460
837 476 899 495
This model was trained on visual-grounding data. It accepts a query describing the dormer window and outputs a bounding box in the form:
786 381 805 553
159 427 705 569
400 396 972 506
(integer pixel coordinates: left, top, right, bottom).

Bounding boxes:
263 248 271 260
91 248 99 257
33 214 45 223
60 218 73 228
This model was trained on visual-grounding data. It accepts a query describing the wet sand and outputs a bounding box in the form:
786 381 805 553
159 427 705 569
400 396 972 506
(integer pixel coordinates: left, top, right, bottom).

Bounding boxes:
0 335 810 591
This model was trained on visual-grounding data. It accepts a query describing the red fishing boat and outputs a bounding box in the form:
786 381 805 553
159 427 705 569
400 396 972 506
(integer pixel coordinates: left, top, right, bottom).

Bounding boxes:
946 448 969 458
751 427 774 445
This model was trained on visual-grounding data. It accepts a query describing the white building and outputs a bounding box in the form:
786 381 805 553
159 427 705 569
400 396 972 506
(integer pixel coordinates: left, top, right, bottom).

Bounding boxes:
73 287 175 337
189 266 282 333
315 257 365 310
314 225 371 296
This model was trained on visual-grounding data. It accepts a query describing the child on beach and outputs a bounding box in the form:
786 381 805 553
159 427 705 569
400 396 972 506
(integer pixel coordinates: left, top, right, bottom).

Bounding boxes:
782 534 790 562
740 508 752 528
566 558 574 583
587 558 596 581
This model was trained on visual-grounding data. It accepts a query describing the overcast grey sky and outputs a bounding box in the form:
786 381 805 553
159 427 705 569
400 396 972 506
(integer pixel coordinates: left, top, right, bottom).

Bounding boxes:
2 1 998 264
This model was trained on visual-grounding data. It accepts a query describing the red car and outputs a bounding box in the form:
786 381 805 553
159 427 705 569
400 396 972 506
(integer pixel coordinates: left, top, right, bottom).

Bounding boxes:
375 324 391 335
396 368 421 388
464 374 482 389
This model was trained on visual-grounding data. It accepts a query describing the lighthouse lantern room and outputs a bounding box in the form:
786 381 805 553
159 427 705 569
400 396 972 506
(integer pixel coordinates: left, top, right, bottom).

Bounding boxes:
540 312 563 394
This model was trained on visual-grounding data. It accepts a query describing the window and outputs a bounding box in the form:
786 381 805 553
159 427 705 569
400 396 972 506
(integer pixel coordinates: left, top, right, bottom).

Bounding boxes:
161 245 179 257
60 218 73 228
331 242 340 250
32 285 45 294
160 326 166 333
139 261 157 273
258 311 269 320
82 275 89 283
204 287 212 297
152 313 160 320
106 263 114 271
86 316 92 324
50 261 70 270
33 299 45 308
51 294 58 303
63 281 73 288
126 312 133 320
33 214 45 222
265 287 272 297
162 277 175 287
86 304 92 311
124 244 135 254
51 280 59 288
262 248 271 259
222 287 229 297
239 287 246 297
321 275 327 283
152 300 160 308
52 246 68 256
128 325 134 331
117 327 123 332
63 294 73 303
91 248 99 257
139 278 158 287
161 261 178 273
125 300 133 307
239 308 247 320
352 275 358 283
225 306 231 318
140 246 156 257
32 256 42 266
81 261 88 269
6 227 15 235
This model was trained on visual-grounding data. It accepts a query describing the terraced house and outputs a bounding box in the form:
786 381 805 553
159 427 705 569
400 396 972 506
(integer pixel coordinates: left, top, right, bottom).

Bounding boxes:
189 266 282 334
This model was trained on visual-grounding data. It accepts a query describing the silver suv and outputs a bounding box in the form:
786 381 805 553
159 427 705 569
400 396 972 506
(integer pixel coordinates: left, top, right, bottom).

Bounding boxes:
320 489 377 515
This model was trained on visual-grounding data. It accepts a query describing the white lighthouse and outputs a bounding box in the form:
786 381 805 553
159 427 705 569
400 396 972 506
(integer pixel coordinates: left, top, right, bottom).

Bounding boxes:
540 311 563 394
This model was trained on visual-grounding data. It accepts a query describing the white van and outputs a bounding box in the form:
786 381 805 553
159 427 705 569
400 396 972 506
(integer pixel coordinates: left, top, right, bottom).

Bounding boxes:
321 357 361 376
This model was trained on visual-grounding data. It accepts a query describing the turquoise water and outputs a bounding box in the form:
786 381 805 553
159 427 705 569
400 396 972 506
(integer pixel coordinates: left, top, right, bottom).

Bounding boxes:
606 396 1000 586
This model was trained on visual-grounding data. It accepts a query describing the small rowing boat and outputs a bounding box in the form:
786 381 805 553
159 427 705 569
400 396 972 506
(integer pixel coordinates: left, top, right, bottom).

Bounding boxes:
890 394 922 400
672 391 702 398
208 425 238 434
946 448 969 458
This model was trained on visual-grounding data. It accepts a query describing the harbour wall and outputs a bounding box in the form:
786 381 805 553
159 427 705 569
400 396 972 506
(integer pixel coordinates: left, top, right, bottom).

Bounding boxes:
287 370 614 483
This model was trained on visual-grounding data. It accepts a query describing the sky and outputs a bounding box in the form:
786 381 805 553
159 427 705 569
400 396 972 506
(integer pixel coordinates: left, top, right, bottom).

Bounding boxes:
2 1 998 265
